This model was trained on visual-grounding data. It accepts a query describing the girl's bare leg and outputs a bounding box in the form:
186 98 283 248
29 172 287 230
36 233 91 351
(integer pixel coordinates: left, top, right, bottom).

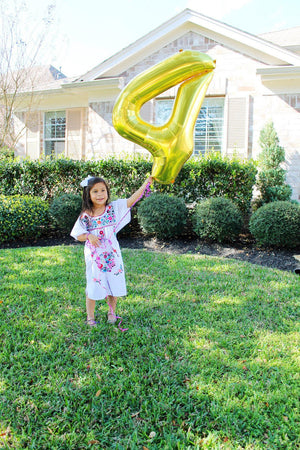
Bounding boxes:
107 295 117 313
86 296 96 321
107 295 117 323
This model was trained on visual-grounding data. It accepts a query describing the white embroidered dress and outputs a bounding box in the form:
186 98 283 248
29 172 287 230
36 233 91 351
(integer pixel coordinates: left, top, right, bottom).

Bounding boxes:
71 199 130 300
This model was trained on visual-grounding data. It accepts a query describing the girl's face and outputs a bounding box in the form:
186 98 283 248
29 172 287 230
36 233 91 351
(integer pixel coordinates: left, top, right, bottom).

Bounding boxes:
90 182 108 209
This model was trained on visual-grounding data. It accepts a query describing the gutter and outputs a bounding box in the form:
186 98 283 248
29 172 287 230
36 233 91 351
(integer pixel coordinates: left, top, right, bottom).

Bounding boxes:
257 66 300 81
14 77 124 98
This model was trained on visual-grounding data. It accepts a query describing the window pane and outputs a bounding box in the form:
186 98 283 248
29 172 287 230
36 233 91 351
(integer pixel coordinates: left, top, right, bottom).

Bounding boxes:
44 111 66 157
155 98 224 155
155 100 173 125
44 140 65 157
44 111 66 139
194 98 224 156
44 140 54 157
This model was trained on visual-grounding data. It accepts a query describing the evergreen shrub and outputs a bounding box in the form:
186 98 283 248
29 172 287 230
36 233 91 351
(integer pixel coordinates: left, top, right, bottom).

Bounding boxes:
254 122 292 209
193 197 243 243
49 193 82 233
249 201 300 248
137 194 187 239
0 195 49 243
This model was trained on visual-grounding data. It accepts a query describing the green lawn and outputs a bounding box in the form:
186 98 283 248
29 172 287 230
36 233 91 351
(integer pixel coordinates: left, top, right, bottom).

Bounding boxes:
0 245 299 449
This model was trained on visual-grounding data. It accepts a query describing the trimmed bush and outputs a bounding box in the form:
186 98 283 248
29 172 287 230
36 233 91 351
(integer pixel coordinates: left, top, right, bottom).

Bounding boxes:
249 201 300 248
49 193 82 233
193 197 243 243
0 195 49 243
137 194 188 239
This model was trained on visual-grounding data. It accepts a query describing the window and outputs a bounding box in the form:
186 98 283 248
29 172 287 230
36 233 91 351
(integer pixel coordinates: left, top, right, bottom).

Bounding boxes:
194 98 224 155
155 97 224 155
155 100 174 125
44 111 66 157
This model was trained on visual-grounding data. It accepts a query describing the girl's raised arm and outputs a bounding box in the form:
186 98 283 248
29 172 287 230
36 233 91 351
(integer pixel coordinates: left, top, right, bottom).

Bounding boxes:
127 176 153 208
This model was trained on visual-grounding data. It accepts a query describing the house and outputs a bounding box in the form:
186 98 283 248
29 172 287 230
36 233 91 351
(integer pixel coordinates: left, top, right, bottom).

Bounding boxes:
12 8 300 201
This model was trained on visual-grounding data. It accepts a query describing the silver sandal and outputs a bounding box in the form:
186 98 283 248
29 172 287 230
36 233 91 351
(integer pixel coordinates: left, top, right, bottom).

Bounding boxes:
107 312 117 324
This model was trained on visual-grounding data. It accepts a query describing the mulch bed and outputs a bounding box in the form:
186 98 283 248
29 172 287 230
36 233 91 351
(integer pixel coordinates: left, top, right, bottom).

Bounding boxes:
120 235 300 274
1 232 299 274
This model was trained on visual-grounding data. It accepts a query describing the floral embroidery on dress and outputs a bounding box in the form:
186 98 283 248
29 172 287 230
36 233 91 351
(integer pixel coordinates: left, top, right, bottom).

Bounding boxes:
97 251 116 272
79 204 117 231
82 204 122 275
87 241 117 273
114 265 123 276
80 213 90 229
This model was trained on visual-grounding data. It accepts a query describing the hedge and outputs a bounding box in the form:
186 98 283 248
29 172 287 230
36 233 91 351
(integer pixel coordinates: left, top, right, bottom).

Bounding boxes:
0 154 257 213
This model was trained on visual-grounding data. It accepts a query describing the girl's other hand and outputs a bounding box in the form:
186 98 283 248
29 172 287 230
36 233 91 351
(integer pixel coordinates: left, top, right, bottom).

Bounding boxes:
87 233 100 247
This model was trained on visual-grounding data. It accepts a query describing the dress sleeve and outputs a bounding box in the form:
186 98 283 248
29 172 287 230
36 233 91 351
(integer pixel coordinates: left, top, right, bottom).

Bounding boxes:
70 214 88 240
112 199 131 233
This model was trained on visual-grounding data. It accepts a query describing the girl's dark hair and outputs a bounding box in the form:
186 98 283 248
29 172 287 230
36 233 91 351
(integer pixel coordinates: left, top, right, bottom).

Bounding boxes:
81 177 110 213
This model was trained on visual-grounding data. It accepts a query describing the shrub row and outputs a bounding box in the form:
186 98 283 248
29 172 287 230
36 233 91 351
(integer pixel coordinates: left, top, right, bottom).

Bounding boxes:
137 195 300 248
0 154 257 213
1 193 299 248
137 194 244 242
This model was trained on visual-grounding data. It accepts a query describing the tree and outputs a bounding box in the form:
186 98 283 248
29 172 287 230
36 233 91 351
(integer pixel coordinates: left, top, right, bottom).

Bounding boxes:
0 0 60 153
254 121 292 208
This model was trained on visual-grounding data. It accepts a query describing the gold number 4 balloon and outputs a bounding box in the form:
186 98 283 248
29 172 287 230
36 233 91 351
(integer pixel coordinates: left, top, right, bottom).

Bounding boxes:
112 50 216 184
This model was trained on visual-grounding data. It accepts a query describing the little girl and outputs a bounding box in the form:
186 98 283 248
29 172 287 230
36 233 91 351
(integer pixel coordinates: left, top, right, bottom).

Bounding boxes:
71 174 152 326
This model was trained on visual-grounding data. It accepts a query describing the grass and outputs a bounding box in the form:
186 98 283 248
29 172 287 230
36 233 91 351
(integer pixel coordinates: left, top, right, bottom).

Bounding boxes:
0 244 299 449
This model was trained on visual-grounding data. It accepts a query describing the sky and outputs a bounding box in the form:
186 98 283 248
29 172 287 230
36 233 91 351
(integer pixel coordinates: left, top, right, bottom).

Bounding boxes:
12 0 300 77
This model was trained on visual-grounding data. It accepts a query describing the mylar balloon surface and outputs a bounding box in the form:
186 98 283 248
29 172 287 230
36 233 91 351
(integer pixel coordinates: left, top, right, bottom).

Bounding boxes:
112 50 215 184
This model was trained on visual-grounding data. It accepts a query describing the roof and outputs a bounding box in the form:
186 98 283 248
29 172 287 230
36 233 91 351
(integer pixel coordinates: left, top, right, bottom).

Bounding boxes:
260 26 300 47
75 8 300 83
12 9 300 98
8 65 69 93
260 27 300 56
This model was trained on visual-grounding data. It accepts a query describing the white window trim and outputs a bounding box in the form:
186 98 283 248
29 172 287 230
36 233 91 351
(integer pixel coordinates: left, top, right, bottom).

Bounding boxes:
43 110 66 157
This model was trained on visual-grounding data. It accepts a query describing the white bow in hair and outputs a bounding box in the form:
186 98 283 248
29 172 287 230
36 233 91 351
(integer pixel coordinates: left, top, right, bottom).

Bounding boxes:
80 175 94 187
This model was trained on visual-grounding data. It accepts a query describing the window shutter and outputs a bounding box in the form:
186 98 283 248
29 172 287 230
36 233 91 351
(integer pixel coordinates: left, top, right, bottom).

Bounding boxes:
66 109 84 159
226 97 249 155
26 112 41 159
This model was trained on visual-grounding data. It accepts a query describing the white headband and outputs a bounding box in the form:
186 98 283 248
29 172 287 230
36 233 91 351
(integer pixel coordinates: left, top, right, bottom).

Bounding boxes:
80 175 94 187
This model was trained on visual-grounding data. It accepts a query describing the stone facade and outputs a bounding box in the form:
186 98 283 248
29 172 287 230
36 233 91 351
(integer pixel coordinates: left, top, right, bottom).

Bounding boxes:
119 32 218 84
86 101 146 160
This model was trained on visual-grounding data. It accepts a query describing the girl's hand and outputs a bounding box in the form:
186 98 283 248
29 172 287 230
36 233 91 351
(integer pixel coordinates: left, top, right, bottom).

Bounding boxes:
87 233 100 247
147 175 154 185
126 175 154 208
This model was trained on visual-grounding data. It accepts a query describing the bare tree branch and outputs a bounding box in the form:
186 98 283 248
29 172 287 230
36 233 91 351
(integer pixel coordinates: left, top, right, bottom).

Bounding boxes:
0 0 62 150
